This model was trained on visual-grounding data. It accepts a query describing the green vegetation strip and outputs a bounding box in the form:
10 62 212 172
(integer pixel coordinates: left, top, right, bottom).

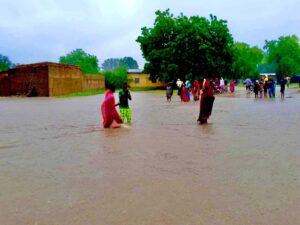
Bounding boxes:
129 87 157 91
129 87 166 94
57 90 104 98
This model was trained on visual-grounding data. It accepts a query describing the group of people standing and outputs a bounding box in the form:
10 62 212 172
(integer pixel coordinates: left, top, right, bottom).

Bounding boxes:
249 75 288 99
101 78 217 128
176 79 201 102
174 78 216 124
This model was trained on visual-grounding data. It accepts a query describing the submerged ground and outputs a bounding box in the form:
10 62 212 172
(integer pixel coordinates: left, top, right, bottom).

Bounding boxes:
0 88 299 225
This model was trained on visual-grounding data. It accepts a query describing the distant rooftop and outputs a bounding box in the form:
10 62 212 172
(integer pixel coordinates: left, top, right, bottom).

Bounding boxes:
127 69 143 74
260 73 276 76
16 62 80 69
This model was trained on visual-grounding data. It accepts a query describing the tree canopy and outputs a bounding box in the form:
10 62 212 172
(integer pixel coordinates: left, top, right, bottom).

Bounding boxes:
136 9 234 82
101 57 139 70
264 35 300 79
0 53 15 72
59 49 99 74
231 42 263 80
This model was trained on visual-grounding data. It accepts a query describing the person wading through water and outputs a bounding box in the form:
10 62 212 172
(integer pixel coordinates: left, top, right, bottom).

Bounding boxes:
197 78 216 125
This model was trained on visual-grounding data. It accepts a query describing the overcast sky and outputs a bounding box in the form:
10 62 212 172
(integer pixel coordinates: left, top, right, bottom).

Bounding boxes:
1 0 299 68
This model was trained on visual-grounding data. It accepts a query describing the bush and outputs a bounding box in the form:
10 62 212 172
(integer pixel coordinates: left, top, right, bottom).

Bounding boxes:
103 67 127 89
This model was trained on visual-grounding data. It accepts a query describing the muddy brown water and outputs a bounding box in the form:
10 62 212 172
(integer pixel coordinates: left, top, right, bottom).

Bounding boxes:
0 88 299 225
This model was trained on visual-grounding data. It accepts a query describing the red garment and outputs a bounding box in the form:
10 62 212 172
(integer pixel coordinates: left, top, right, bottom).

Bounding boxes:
101 90 122 128
198 80 215 124
230 80 235 93
193 80 200 96
181 86 189 102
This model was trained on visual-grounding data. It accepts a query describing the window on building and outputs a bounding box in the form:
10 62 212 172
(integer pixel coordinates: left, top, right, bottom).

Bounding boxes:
134 78 140 83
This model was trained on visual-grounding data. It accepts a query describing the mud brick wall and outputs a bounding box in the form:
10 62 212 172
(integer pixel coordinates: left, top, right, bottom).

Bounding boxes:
82 74 105 91
0 72 10 96
48 64 83 96
9 65 49 96
1 62 106 97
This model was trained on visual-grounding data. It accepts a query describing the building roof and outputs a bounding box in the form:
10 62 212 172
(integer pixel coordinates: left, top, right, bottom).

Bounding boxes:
16 62 80 69
127 69 143 74
260 73 276 76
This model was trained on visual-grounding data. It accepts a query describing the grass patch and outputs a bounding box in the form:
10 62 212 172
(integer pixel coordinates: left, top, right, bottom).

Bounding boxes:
290 83 300 88
129 87 158 91
57 90 105 98
129 87 167 94
297 89 300 93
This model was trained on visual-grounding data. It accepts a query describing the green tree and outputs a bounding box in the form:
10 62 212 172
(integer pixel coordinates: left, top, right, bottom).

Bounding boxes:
0 54 15 72
120 57 139 69
101 58 121 70
59 49 99 74
231 42 263 79
264 35 300 80
136 9 234 82
103 67 127 88
257 62 276 73
102 57 138 70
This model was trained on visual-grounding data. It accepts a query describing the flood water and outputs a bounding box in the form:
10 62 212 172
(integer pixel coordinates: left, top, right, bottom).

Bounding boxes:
0 88 299 225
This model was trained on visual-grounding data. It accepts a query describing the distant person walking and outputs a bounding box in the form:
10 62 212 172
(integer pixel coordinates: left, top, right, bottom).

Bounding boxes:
280 79 286 99
166 83 173 102
229 80 236 95
193 80 200 101
181 84 189 102
286 77 290 88
176 79 183 100
259 79 264 98
244 78 253 95
219 77 225 93
254 80 260 98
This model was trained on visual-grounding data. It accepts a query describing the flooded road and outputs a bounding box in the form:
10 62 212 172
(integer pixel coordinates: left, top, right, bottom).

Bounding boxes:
0 88 300 225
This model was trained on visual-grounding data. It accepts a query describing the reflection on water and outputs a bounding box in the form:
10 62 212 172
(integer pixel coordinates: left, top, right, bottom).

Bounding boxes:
0 89 300 225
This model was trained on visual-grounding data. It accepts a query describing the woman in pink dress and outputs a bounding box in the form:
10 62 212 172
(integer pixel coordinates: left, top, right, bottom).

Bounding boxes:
101 85 122 128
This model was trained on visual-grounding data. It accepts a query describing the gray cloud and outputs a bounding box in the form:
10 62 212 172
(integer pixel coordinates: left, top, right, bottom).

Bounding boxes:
1 0 299 68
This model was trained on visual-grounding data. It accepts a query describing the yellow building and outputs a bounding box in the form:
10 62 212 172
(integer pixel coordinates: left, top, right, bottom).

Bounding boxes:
127 69 166 88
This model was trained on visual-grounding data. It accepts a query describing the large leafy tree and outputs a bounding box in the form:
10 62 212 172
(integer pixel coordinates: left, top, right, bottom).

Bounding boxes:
136 9 234 82
0 54 15 72
231 42 263 79
264 35 300 80
59 49 99 74
101 57 138 70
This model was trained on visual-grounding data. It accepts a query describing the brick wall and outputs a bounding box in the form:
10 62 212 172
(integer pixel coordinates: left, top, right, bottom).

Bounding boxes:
0 62 106 97
9 65 49 96
82 74 105 91
48 63 83 96
0 72 10 96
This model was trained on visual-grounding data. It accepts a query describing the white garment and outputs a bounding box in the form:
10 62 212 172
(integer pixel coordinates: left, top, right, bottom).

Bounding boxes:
220 78 224 86
176 79 183 87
